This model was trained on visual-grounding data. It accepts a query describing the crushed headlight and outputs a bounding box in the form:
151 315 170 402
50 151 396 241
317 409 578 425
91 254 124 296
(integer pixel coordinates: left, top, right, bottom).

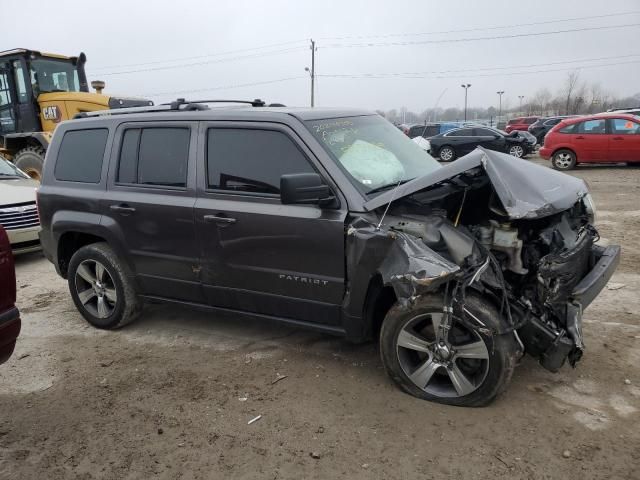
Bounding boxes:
583 193 596 225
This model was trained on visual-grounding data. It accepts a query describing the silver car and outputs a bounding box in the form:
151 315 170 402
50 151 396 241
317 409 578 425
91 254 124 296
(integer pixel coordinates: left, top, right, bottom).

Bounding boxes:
0 158 40 254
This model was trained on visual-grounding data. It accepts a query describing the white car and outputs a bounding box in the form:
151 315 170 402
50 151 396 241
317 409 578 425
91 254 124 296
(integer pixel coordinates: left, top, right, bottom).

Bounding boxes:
0 158 41 254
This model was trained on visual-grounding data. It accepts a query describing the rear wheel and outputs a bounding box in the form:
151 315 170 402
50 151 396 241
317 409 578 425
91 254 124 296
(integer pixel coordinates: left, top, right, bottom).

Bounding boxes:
380 294 519 407
551 149 576 170
438 146 456 162
14 146 46 181
68 242 142 329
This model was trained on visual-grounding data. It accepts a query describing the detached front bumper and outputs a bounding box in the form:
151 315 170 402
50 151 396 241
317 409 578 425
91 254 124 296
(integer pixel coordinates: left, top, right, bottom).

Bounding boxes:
518 243 621 372
572 244 621 309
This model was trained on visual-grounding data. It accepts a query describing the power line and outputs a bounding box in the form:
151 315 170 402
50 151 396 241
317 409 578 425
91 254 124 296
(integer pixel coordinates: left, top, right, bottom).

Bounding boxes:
141 76 306 97
318 10 640 40
97 47 307 76
317 53 640 78
323 23 640 48
93 38 308 72
318 59 640 81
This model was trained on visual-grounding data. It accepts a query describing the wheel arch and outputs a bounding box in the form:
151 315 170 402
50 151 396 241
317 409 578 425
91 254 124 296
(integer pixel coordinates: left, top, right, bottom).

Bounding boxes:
2 132 50 157
551 146 577 160
53 217 135 280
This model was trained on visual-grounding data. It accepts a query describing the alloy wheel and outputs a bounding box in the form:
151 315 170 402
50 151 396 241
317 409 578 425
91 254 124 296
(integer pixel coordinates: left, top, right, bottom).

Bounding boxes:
440 148 454 162
74 259 118 319
396 312 489 398
554 152 573 169
509 145 524 158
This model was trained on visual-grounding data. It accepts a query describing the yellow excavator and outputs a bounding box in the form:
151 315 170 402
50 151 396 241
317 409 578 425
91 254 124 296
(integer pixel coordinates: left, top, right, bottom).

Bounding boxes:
0 48 152 179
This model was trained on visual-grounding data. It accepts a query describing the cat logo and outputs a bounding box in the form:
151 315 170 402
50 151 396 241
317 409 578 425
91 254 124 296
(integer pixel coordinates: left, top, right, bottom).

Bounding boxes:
42 105 62 123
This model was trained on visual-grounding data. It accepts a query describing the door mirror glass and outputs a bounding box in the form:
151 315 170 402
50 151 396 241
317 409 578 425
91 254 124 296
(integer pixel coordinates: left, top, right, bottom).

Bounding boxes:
280 173 335 207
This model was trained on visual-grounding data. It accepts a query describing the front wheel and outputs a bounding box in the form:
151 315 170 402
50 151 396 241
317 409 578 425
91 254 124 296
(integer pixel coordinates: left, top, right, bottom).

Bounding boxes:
508 145 525 158
67 242 142 329
438 146 456 162
551 149 577 170
380 294 519 407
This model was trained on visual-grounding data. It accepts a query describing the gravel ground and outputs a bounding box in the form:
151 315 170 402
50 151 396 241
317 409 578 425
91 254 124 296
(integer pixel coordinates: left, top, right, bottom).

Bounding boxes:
1 156 639 479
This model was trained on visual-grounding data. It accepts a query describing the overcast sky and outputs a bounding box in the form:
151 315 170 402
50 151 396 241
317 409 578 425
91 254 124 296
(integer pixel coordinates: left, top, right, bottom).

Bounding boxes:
4 0 640 111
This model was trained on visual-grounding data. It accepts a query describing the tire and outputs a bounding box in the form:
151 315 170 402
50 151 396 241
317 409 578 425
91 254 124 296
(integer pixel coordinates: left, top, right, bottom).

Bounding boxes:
14 146 46 181
438 146 456 162
508 145 525 158
380 293 520 407
67 242 142 329
551 149 576 170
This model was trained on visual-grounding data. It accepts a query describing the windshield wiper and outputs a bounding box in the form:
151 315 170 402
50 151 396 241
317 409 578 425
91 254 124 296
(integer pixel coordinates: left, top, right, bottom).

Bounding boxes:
0 173 21 178
366 178 414 195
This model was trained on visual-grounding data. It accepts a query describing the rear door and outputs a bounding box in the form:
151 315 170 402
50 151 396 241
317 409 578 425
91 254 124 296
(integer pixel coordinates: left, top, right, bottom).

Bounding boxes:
574 119 608 161
442 128 477 155
103 121 203 303
194 122 347 326
607 118 640 162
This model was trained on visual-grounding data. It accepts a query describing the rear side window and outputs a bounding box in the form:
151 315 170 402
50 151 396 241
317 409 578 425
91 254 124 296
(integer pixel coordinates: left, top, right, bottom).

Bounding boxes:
206 128 315 195
544 118 561 126
117 127 190 187
54 129 108 183
446 128 472 137
558 123 577 134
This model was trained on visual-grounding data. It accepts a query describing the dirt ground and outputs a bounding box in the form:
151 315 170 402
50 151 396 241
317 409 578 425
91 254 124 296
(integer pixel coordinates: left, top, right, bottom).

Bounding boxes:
1 156 639 480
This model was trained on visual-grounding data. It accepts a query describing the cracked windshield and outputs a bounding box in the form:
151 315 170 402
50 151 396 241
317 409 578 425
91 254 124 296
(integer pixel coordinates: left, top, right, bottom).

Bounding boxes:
306 115 440 194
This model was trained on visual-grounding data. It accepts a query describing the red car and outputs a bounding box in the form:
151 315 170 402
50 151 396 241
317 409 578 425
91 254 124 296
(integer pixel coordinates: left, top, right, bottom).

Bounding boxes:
539 114 640 170
505 116 540 133
0 226 20 364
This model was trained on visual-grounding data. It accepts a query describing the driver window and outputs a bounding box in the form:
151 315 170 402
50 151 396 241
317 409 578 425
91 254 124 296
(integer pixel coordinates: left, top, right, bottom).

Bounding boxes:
206 128 316 195
611 118 640 135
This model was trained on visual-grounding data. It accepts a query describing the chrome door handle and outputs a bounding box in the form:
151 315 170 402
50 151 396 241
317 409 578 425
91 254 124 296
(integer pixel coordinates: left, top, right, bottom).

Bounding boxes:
110 204 136 214
203 214 236 224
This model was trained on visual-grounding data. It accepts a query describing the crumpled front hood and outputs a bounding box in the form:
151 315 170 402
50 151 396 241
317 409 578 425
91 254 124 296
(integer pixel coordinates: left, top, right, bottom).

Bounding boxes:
363 147 588 219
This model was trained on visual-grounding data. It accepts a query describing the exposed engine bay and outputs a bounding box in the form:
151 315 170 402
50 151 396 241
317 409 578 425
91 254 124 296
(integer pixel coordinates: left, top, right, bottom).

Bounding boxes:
347 149 617 373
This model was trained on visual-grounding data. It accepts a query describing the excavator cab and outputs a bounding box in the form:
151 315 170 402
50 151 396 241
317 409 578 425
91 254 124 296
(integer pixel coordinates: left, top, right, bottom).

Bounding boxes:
0 49 152 179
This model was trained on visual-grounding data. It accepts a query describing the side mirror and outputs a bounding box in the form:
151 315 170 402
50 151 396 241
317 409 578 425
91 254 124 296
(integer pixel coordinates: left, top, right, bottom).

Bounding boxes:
280 173 336 207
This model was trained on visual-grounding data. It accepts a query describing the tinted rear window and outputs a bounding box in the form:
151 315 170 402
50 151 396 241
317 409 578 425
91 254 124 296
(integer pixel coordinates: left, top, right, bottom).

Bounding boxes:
117 127 190 187
54 129 108 183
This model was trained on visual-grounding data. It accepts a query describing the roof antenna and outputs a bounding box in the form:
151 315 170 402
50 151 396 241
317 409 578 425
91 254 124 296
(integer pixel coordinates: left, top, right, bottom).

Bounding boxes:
376 179 403 230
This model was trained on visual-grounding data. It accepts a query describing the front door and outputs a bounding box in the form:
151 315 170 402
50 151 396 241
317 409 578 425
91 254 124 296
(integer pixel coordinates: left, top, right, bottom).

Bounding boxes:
0 66 16 135
194 122 347 326
103 121 204 303
608 118 640 162
473 128 506 152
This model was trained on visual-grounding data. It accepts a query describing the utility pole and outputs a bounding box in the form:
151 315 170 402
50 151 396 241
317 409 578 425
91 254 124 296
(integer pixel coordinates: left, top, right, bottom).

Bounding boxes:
518 95 525 115
305 39 316 107
461 84 471 121
496 91 504 121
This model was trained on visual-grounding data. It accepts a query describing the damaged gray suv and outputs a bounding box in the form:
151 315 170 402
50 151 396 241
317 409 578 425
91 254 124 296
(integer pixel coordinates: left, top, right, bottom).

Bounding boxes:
38 100 620 406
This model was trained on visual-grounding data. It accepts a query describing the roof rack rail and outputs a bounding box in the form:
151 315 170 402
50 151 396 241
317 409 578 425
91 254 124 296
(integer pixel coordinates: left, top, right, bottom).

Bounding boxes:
163 98 266 108
74 98 268 120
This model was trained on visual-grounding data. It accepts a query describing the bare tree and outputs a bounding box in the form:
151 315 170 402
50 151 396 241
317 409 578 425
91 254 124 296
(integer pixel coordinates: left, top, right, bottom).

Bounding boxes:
530 88 552 115
563 70 581 115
